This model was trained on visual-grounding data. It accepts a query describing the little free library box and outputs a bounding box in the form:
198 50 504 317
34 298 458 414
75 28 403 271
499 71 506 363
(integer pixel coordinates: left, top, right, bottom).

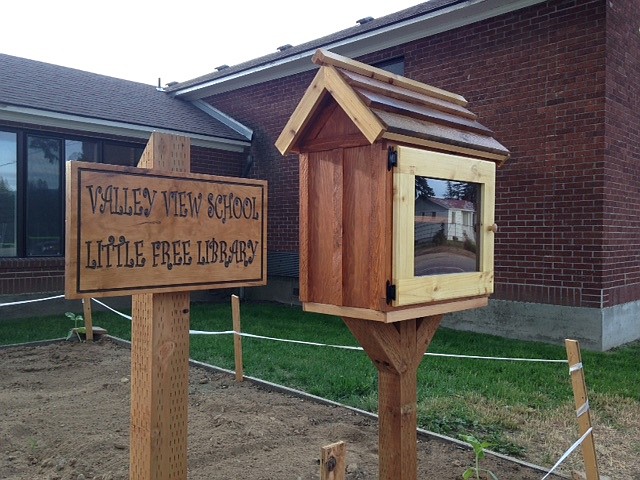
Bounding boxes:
277 49 510 322
65 161 267 298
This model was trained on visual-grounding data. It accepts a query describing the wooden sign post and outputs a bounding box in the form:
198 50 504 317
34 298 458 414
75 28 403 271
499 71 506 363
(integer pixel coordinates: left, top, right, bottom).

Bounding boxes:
65 132 267 479
130 134 190 479
276 50 509 480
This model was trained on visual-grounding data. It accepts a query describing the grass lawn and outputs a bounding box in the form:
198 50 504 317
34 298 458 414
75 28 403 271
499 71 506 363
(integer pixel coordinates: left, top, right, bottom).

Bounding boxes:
1 299 639 476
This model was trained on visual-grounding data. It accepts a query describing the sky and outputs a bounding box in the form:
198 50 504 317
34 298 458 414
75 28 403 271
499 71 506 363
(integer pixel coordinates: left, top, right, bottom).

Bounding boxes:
2 0 422 86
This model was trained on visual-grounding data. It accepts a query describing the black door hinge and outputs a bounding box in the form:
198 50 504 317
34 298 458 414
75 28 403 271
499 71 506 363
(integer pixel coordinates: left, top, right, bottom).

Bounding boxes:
387 147 397 171
386 281 396 304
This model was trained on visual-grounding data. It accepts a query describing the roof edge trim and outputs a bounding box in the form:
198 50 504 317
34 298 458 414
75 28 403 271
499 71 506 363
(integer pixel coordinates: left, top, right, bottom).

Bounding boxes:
191 100 253 141
171 0 546 99
0 106 250 152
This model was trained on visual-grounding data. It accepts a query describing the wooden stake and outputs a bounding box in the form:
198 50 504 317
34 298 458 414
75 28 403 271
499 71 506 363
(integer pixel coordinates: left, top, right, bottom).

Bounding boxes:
321 441 346 480
343 315 442 480
232 294 244 382
130 133 191 480
565 339 600 480
82 298 93 342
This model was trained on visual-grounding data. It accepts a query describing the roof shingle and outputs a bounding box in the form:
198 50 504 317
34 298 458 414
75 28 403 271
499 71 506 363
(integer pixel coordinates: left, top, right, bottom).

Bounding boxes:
0 53 247 142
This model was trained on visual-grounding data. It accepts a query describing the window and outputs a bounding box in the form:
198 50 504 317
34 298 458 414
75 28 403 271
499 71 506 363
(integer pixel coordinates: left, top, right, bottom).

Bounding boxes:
0 131 17 256
0 129 144 258
26 135 63 256
392 146 496 306
104 143 144 166
66 139 98 162
374 57 405 76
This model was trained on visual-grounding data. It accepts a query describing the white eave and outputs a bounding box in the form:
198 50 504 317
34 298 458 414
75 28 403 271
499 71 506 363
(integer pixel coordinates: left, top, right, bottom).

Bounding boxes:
172 0 546 100
0 105 251 152
191 100 253 141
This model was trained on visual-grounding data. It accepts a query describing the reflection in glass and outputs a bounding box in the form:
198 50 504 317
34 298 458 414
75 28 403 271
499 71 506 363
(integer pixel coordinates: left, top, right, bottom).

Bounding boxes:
0 131 17 256
414 177 479 276
26 135 62 256
66 139 98 162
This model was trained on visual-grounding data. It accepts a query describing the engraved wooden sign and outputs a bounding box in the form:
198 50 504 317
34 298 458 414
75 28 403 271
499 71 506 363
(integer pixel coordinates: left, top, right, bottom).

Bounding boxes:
65 161 267 298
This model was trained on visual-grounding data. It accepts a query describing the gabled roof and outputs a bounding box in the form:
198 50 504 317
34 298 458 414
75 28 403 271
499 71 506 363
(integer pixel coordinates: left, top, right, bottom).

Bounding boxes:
276 50 509 164
168 0 546 100
0 53 251 151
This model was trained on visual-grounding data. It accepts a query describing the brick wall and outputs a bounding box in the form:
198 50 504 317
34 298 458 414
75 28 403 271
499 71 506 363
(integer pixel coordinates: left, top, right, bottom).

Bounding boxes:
388 0 608 308
602 0 640 307
0 258 65 295
205 71 317 253
205 0 619 309
191 145 245 177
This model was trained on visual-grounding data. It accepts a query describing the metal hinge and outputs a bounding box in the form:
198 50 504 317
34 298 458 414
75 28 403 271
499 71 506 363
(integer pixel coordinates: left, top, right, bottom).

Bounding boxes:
387 146 397 171
386 281 396 304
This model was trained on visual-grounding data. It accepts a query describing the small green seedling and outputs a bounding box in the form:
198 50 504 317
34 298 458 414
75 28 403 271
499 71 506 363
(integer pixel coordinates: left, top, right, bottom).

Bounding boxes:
28 437 38 452
460 434 498 480
65 311 86 341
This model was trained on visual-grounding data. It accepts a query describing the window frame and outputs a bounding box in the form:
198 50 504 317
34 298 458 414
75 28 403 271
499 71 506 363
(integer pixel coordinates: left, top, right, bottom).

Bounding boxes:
391 146 496 307
0 129 19 257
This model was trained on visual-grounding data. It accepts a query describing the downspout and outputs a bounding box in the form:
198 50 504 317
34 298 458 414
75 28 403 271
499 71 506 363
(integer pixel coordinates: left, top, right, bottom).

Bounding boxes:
241 153 254 178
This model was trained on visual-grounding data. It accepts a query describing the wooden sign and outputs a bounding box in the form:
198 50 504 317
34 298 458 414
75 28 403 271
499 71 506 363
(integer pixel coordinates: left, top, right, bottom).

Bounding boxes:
65 161 267 298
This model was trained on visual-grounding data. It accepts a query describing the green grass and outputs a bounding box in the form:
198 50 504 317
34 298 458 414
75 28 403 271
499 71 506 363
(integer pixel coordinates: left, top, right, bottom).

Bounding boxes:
1 300 639 457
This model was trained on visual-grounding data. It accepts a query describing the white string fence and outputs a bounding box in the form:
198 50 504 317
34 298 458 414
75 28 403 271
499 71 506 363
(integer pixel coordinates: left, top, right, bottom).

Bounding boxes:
0 294 64 307
0 295 569 363
2 293 591 478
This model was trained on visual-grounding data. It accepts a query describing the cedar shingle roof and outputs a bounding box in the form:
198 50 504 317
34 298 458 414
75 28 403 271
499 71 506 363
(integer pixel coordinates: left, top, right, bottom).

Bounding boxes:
0 53 247 142
276 50 509 164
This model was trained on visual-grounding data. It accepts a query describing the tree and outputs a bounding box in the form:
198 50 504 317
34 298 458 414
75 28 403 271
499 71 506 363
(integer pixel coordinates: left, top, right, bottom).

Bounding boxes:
415 177 435 198
445 181 462 199
460 182 478 204
445 181 477 202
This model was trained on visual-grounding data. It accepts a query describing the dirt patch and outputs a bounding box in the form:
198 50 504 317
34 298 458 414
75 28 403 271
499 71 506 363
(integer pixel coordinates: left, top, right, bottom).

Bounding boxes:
0 340 554 480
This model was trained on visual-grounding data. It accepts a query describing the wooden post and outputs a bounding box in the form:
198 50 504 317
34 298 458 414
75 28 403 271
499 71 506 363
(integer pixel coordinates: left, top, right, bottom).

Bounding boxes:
321 441 346 480
82 298 93 342
232 294 244 382
343 315 442 480
130 133 191 480
565 339 600 480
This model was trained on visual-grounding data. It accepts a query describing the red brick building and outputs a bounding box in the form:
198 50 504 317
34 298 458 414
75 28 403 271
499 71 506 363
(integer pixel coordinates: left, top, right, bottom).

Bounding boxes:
167 0 639 350
2 0 638 350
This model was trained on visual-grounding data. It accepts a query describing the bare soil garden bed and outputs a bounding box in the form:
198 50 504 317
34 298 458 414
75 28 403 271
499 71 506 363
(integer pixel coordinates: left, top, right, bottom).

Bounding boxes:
0 340 554 479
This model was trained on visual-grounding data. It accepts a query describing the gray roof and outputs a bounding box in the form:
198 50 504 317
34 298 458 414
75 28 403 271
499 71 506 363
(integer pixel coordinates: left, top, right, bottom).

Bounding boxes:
167 0 461 92
0 53 248 142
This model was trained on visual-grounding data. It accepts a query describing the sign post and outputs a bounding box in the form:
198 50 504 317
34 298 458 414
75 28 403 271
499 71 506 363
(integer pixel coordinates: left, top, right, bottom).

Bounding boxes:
65 132 267 479
130 133 190 480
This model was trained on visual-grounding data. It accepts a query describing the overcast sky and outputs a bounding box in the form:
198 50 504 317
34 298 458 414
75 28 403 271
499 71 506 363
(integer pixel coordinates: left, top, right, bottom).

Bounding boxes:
2 0 421 86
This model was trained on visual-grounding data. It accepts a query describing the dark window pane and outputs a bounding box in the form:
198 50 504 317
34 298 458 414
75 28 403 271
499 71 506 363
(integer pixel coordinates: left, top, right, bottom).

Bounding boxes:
104 143 143 166
374 57 405 76
66 139 98 162
414 177 479 276
0 131 17 257
26 135 62 256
